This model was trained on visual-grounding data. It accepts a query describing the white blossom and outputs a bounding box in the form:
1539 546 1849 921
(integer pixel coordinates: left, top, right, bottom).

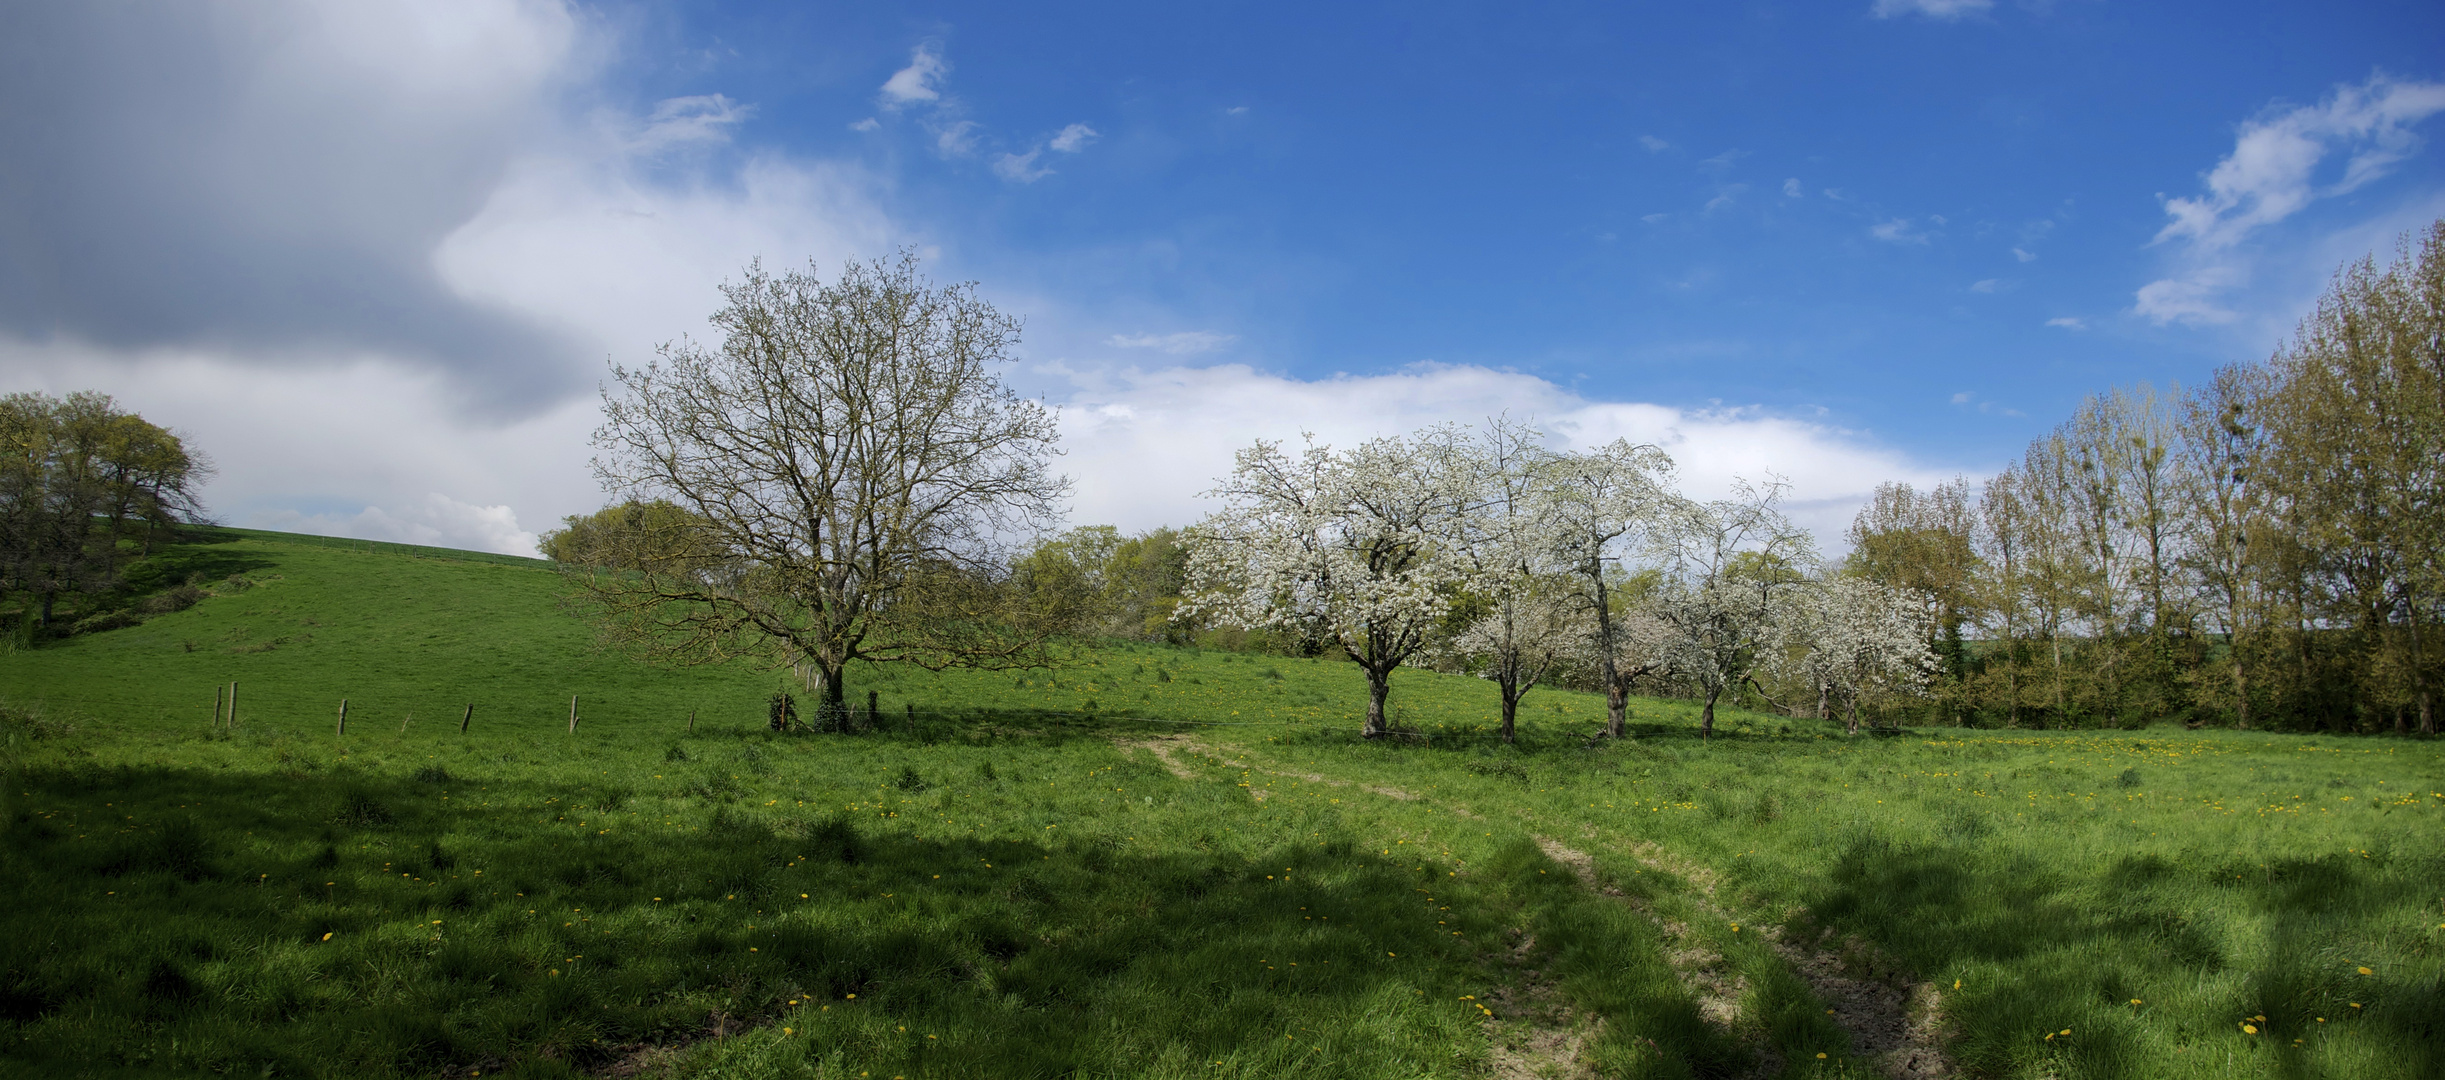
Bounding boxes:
1181 429 1476 736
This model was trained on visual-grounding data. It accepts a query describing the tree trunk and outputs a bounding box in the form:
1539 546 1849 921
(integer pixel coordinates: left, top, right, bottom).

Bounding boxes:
1699 686 1719 739
1846 693 1860 736
1815 679 1829 722
2231 632 2251 730
1593 568 1625 737
818 659 849 732
1498 677 1519 745
2408 603 2434 736
1363 666 1391 738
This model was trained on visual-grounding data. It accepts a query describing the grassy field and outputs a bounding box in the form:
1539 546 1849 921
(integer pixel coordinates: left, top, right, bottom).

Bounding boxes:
1 529 2439 1079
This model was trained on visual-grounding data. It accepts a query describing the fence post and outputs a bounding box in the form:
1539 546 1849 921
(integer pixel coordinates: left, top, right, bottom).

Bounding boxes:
336 699 347 736
214 685 225 730
868 690 879 733
460 704 473 733
227 682 237 730
687 709 696 733
568 695 578 734
906 703 914 732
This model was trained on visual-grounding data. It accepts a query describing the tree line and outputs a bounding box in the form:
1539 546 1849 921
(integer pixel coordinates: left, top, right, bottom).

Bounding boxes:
1839 220 2444 736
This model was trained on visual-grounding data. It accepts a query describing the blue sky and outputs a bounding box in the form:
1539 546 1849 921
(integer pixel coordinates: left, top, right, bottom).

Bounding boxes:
3 0 2441 552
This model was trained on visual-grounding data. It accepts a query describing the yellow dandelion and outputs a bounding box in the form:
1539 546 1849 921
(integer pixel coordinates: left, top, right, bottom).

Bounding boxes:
2241 1023 2258 1034
2357 966 2372 975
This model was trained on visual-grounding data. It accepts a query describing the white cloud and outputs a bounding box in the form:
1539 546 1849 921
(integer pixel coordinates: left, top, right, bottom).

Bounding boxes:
1871 0 1994 18
264 494 539 556
2011 246 2037 262
2155 75 2445 251
2139 74 2445 326
1949 391 1974 405
2133 272 2242 326
850 117 880 132
2045 316 2087 330
1106 331 1237 355
1968 278 2004 293
1870 218 1931 245
1698 149 1746 171
1225 105 1250 116
624 94 752 154
1050 363 1965 549
933 120 981 157
1049 123 1100 153
880 43 949 107
1782 178 1803 198
1641 213 1670 224
1703 185 1745 212
1638 135 1671 152
993 149 1051 183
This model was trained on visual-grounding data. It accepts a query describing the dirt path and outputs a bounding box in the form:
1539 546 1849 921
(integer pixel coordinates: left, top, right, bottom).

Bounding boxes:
1536 836 1951 1080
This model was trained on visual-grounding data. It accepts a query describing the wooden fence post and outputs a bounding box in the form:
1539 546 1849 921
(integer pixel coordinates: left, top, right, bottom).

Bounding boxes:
687 709 696 733
214 685 225 729
568 695 578 734
227 682 237 730
460 704 473 733
336 699 347 736
868 690 879 732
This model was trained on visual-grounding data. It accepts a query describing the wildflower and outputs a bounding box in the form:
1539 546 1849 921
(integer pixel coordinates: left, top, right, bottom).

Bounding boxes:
1816 1053 1827 1059
2357 966 2372 975
2241 1023 2257 1034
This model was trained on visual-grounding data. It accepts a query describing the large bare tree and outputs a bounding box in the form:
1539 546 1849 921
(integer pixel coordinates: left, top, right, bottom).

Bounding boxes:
587 254 1070 722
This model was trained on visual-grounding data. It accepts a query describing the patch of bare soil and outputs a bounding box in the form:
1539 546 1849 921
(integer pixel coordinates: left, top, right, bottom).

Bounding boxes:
1479 927 1601 1080
1769 934 1953 1080
1124 736 1202 780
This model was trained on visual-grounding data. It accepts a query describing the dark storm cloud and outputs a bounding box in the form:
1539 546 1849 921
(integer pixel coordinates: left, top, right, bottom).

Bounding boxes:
0 2 588 411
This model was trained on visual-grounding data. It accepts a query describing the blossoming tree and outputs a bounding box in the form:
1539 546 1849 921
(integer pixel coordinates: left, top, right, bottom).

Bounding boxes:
1183 429 1475 737
1544 439 1681 736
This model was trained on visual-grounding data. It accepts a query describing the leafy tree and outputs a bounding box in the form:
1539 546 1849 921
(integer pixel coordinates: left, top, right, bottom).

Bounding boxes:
0 391 208 633
536 500 717 569
584 254 1071 724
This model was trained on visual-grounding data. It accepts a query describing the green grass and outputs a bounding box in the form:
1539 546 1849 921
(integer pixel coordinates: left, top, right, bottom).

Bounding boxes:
2 529 2440 1079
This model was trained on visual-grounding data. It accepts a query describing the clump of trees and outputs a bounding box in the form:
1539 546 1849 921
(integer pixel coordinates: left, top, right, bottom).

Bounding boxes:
0 391 209 640
577 254 1077 727
1179 421 1936 740
1838 220 2444 735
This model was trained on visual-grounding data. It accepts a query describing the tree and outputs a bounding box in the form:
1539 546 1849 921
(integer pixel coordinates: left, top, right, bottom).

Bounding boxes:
586 254 1071 724
1445 419 1580 744
1772 576 1939 734
1183 429 1475 737
0 391 208 632
1647 477 1816 738
537 500 717 569
1543 439 1679 736
2253 220 2445 734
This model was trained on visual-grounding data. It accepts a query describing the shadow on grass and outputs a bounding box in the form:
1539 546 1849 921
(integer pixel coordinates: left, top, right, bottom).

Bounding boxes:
1796 833 2442 1080
2 750 1526 1079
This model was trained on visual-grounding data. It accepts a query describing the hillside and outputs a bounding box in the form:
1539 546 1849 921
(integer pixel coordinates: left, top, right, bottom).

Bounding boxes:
0 529 2439 1080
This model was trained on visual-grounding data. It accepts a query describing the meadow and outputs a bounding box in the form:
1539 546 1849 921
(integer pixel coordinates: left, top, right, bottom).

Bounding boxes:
0 529 2438 1079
